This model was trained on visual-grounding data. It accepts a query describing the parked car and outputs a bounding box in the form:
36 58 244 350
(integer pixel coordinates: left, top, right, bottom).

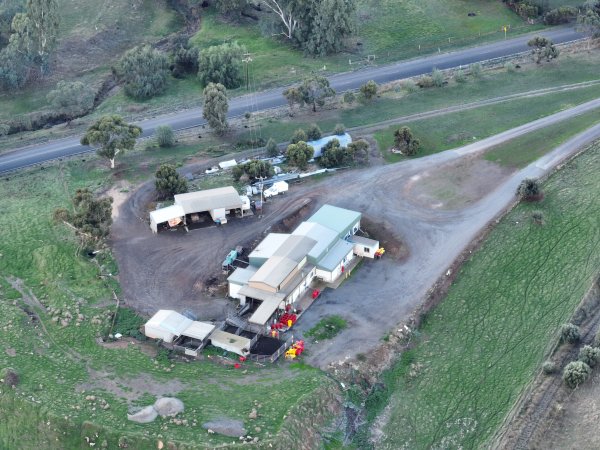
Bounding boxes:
263 181 289 198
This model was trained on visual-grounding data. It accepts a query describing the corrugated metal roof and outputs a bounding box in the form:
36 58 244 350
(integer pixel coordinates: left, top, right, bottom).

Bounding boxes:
308 205 361 237
248 233 290 264
350 235 379 247
149 205 185 225
249 235 316 289
248 297 282 326
182 321 215 341
239 285 286 303
227 266 258 286
317 240 355 272
145 310 192 336
293 222 339 262
306 133 352 158
174 186 242 214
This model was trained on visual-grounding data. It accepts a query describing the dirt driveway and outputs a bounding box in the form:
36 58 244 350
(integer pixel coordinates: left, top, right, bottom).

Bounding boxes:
111 118 600 369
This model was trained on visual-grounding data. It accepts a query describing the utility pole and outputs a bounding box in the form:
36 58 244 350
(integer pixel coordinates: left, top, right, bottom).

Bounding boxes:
242 53 253 91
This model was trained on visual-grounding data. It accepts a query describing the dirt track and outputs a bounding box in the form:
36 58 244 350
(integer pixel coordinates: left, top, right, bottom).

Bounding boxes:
111 105 600 369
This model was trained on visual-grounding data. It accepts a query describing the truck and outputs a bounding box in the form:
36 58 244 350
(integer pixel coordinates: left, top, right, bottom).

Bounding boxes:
263 181 289 198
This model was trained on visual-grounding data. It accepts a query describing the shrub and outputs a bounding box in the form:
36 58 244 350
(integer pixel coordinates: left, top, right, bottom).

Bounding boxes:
343 91 356 104
394 126 421 156
155 125 175 148
504 62 516 73
0 122 9 136
563 361 591 388
401 79 418 93
431 69 444 87
172 46 199 77
454 69 467 83
542 361 557 374
531 210 544 225
286 141 314 169
197 42 245 89
417 75 434 88
112 308 146 340
561 323 581 344
306 123 322 141
265 137 279 157
0 367 19 387
120 45 169 99
291 128 307 144
359 80 378 101
155 164 188 198
579 345 600 368
47 81 95 119
333 123 345 135
544 7 577 25
517 178 542 200
470 62 483 79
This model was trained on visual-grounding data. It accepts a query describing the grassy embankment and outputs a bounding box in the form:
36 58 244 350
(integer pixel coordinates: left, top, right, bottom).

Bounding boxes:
0 162 331 449
1 0 530 128
361 142 600 449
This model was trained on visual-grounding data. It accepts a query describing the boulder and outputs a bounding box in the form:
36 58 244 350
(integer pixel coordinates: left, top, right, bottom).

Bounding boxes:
154 397 184 417
127 406 158 424
202 419 246 437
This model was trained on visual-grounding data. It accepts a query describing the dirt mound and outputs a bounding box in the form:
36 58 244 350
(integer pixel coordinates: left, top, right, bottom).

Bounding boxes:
154 397 184 417
202 418 246 437
127 405 158 424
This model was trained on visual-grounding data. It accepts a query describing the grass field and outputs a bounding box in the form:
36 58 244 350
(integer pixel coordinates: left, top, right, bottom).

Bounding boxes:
366 142 600 449
0 162 330 449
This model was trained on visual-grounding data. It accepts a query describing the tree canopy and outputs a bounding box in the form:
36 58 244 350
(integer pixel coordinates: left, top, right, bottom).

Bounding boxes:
80 115 142 169
197 42 245 89
119 45 170 99
286 141 314 169
393 126 421 156
286 74 335 112
203 82 229 135
155 164 188 198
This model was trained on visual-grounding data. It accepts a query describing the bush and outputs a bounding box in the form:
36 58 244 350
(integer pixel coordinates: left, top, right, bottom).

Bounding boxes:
291 128 307 144
172 46 199 77
531 210 544 225
470 62 483 79
431 69 444 87
155 125 175 148
542 361 557 374
563 361 591 388
155 164 188 198
306 123 322 141
286 141 314 169
120 45 169 99
544 7 577 25
517 178 542 200
417 75 434 88
112 308 147 340
0 367 19 387
504 62 516 73
394 126 421 156
0 122 9 136
343 91 356 104
579 345 600 368
561 323 581 344
454 69 467 83
265 137 279 157
333 123 345 135
47 81 95 119
401 79 418 93
197 42 245 89
359 80 378 101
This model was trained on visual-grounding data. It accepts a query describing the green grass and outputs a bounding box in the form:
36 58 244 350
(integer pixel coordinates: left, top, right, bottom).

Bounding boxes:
0 161 330 449
373 82 600 163
484 108 600 167
305 316 348 341
368 143 600 449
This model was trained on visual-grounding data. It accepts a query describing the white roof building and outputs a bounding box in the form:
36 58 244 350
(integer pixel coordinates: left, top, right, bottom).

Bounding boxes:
143 310 215 343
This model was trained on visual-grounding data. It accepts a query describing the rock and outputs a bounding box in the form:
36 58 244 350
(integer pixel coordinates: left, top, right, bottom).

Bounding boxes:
202 419 246 437
127 406 158 424
153 397 184 417
248 408 257 419
255 427 261 432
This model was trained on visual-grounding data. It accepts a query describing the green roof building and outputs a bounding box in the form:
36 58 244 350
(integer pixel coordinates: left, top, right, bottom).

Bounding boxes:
307 204 361 239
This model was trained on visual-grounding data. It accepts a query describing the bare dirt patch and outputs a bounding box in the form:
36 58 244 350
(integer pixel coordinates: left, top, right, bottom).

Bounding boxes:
405 156 514 210
98 337 158 358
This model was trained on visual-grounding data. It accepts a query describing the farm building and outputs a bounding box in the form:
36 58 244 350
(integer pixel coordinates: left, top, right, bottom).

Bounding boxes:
149 186 248 233
306 133 353 158
227 204 378 329
351 235 380 258
143 310 251 356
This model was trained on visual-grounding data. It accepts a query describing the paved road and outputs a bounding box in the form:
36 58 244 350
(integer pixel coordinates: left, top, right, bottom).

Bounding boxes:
0 26 583 173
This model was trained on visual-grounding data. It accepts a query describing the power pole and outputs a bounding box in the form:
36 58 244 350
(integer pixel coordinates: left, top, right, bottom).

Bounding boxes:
242 53 253 91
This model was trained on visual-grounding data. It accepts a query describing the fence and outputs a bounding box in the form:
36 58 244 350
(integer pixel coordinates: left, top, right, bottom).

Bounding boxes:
247 336 294 364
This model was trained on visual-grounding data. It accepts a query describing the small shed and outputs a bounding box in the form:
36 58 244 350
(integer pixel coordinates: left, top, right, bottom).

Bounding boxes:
351 236 380 258
149 204 186 234
143 310 215 345
209 329 251 356
306 133 352 158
